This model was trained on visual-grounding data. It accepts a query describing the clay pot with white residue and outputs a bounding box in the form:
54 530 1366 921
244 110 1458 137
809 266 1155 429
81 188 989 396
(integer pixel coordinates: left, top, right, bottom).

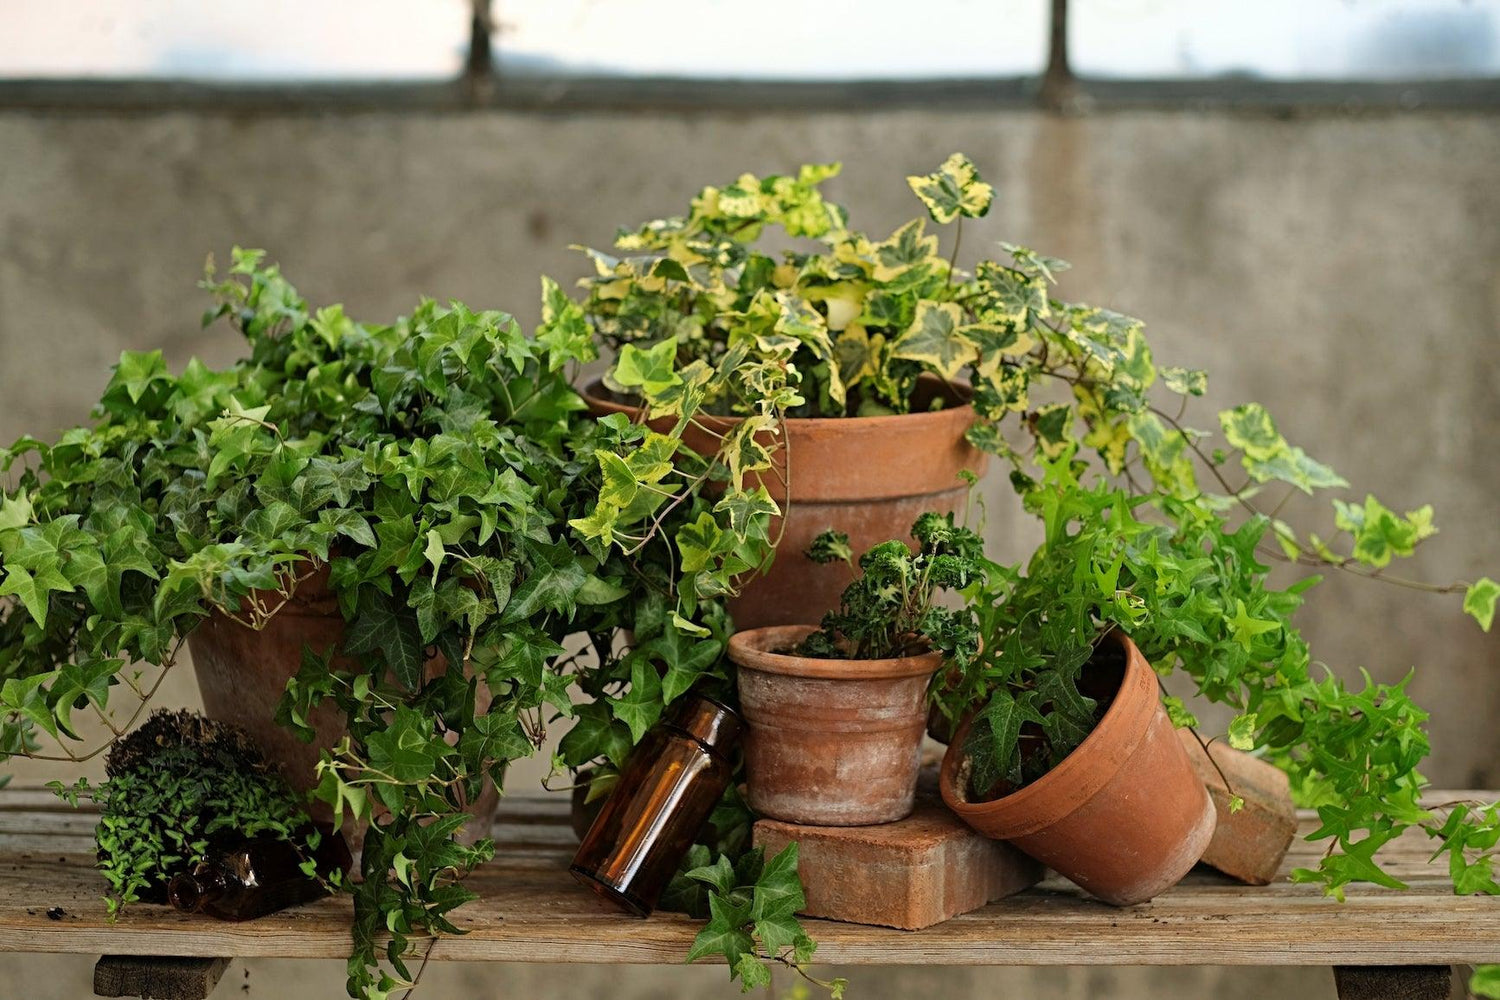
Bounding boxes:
729 624 941 826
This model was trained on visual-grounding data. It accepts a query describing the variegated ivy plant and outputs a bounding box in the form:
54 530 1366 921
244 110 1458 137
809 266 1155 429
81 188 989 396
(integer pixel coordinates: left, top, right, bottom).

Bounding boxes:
544 154 1499 909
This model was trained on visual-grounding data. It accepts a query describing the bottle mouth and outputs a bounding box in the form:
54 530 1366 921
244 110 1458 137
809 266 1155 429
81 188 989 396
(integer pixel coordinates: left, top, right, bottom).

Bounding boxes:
167 873 204 913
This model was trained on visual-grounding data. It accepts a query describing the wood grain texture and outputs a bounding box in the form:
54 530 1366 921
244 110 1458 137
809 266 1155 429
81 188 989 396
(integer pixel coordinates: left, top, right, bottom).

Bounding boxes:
93 955 231 999
1 788 1496 967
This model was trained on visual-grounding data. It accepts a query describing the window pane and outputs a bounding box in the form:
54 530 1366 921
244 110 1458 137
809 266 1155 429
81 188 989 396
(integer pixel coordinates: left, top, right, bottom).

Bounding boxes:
0 0 470 81
1072 0 1500 80
495 0 1048 79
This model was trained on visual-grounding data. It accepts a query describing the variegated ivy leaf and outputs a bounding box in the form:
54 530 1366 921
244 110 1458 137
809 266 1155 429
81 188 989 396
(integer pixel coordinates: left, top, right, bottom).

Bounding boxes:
1031 403 1075 459
803 282 866 332
1464 577 1499 632
891 301 978 380
1334 495 1435 569
1126 411 1198 497
906 152 994 224
976 262 1050 327
1220 403 1347 495
596 452 638 509
1161 366 1208 396
1219 403 1283 461
998 242 1070 282
970 323 1034 380
647 358 714 422
715 486 780 538
871 219 941 283
613 338 681 398
722 413 779 491
833 326 882 387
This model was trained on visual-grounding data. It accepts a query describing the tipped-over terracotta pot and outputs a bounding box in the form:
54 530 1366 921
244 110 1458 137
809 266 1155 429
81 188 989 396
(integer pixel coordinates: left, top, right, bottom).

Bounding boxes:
187 565 499 847
939 632 1215 906
581 378 985 630
729 624 942 826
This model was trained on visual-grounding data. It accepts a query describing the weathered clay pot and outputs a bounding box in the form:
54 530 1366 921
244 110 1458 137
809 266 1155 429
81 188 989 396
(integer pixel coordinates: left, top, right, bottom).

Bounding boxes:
581 378 985 630
729 624 942 826
187 565 499 846
939 632 1215 906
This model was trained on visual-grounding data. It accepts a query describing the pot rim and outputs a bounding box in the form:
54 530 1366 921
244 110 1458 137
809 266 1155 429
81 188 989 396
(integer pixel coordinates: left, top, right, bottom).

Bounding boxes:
728 624 944 681
577 376 975 433
939 630 1159 837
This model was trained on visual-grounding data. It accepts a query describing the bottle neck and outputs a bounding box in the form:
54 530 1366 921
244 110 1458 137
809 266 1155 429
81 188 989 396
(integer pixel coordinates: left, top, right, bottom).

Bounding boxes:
168 867 230 913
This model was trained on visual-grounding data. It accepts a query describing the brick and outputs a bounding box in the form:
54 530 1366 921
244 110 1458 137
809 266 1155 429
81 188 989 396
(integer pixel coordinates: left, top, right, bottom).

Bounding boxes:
1179 729 1298 885
753 804 1043 930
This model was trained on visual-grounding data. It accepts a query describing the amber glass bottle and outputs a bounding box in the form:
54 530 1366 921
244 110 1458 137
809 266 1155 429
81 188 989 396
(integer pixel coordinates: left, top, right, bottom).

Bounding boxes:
570 692 742 917
168 827 352 922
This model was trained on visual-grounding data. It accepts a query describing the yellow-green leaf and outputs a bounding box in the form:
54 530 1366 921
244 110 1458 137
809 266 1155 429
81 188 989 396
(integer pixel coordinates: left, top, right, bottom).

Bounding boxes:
906 152 994 224
892 301 977 380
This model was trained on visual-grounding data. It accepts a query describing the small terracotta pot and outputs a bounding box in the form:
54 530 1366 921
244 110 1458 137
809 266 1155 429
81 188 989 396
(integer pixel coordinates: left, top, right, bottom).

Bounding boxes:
729 624 942 826
187 565 499 847
581 378 985 631
939 633 1215 906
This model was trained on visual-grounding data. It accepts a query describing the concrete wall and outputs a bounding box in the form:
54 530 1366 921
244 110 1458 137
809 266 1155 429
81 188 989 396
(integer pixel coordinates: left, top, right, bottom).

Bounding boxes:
0 106 1497 998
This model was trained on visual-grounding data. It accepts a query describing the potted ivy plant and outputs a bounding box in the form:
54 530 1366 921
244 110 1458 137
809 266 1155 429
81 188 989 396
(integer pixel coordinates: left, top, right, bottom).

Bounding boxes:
727 513 980 826
545 156 1002 629
0 250 758 998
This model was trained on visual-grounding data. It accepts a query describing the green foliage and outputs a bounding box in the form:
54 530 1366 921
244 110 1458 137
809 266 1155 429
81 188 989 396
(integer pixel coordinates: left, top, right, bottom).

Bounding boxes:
65 710 314 916
0 250 733 998
797 513 981 666
667 842 844 997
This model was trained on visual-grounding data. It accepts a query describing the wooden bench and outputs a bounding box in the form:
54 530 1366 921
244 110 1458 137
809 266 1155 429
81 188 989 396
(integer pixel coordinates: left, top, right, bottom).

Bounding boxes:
0 786 1493 999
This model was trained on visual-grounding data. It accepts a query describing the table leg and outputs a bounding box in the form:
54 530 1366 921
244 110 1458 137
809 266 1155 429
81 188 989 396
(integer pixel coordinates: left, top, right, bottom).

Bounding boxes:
1332 965 1455 1000
93 955 233 999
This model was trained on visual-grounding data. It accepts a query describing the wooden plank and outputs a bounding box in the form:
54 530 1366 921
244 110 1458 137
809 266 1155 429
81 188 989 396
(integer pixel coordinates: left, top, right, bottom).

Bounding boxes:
1333 965 1453 1000
94 955 232 999
0 788 1495 968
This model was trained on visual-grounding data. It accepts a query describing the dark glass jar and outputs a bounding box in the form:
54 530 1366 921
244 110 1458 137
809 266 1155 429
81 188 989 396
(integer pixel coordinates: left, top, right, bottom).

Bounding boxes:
167 827 352 922
570 692 742 917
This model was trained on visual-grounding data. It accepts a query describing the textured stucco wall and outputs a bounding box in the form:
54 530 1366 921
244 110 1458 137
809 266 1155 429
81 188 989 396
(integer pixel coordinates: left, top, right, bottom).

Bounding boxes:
0 106 1496 998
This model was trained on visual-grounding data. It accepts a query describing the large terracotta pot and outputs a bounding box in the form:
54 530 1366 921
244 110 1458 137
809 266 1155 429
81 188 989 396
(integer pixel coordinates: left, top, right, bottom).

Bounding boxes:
581 378 985 630
187 565 499 845
939 632 1215 906
729 624 941 826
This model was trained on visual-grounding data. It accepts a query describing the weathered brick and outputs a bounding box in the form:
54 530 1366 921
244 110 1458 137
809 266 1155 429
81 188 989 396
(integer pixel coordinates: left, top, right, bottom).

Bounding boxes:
753 804 1043 930
1179 729 1298 885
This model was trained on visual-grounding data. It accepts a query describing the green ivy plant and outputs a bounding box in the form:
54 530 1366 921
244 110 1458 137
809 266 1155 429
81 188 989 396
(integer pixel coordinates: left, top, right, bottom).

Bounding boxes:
939 442 1499 904
51 709 318 916
0 250 752 999
797 512 981 666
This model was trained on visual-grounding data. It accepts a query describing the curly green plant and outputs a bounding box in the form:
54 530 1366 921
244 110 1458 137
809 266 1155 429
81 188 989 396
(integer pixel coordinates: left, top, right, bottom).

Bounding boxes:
50 709 316 916
797 512 982 666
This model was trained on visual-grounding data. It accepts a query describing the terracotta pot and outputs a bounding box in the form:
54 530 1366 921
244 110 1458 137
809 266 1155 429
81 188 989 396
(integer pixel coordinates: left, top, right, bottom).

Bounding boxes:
939 633 1215 906
729 624 942 826
187 565 499 846
580 378 985 630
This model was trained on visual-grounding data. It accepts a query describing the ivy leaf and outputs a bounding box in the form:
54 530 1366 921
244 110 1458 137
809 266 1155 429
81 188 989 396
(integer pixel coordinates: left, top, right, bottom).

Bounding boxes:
1472 966 1500 999
906 152 994 224
750 843 804 921
1219 403 1284 462
501 541 589 625
713 487 779 538
558 702 634 769
685 891 755 966
0 563 72 628
686 853 738 894
1161 367 1208 396
1227 713 1258 751
535 276 597 372
1464 577 1499 632
107 350 171 405
891 301 977 380
613 338 681 398
344 589 426 690
612 656 664 743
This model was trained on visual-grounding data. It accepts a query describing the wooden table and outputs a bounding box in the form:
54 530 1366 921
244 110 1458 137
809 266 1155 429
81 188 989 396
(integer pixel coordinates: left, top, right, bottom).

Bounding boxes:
0 786 1493 999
